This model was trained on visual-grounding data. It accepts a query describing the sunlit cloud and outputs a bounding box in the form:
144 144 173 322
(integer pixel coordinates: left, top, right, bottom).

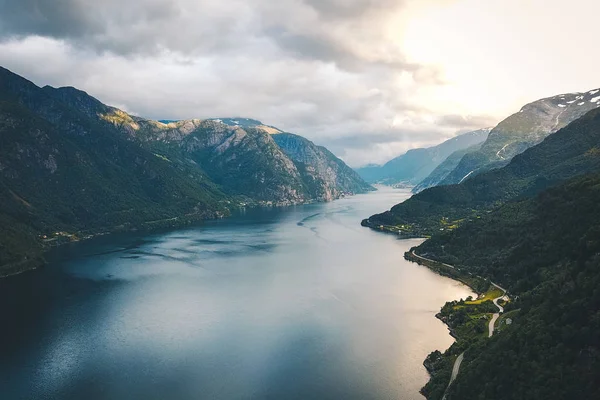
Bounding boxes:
0 0 597 166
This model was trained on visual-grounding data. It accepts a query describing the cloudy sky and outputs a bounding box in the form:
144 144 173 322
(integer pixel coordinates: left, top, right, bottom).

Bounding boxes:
0 0 598 166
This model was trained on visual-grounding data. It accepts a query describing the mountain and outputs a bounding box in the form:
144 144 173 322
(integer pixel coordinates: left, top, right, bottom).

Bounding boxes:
363 107 600 236
441 89 600 185
0 68 232 275
208 118 283 134
415 173 600 400
356 128 489 186
40 79 372 205
0 66 371 275
271 133 373 201
412 142 484 193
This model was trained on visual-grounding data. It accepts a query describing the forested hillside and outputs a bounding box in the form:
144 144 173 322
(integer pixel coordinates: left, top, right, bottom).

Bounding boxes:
0 67 371 276
0 71 232 275
364 107 600 236
415 174 600 399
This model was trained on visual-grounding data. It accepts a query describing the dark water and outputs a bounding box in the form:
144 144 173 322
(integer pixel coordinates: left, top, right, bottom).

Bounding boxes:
0 188 474 400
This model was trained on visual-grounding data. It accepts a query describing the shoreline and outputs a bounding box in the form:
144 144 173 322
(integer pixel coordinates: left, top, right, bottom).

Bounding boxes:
0 192 371 279
403 247 509 400
361 223 498 399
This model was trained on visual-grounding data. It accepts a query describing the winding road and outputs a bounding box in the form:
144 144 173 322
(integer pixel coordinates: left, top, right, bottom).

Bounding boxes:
411 251 508 399
488 282 507 338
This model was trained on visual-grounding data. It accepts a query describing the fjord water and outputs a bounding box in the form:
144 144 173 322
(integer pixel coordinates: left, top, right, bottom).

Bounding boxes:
0 188 473 400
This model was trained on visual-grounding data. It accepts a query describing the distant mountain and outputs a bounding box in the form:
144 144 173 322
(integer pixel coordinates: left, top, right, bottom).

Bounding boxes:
364 107 600 236
413 142 483 193
272 133 373 201
356 129 490 186
442 89 600 185
0 66 372 275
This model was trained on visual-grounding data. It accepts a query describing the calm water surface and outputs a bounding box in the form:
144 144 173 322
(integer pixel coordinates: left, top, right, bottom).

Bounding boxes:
0 188 474 400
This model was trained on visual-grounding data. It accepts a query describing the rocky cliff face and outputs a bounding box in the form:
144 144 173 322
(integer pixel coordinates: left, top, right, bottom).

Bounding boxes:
92 107 373 204
176 123 309 204
271 133 374 201
442 89 600 185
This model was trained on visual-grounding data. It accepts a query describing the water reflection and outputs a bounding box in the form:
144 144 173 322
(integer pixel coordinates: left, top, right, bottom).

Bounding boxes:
0 188 474 400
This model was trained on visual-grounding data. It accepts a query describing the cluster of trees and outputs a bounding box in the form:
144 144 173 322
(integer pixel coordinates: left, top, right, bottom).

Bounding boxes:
417 173 600 399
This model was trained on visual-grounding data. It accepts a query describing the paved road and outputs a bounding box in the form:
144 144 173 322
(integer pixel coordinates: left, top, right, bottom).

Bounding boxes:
411 251 510 398
449 352 464 384
410 250 456 269
489 283 507 337
441 352 464 400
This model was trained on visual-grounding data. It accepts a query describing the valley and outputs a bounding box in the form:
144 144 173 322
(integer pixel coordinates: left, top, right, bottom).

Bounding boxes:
1 2 599 400
0 67 373 277
0 188 474 400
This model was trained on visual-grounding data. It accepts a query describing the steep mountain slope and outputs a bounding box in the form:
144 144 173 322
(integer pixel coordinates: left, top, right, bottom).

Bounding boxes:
41 83 309 204
40 84 371 204
356 129 489 186
145 121 310 204
364 107 600 236
415 174 600 400
412 142 483 193
271 133 374 201
443 89 600 184
0 66 372 275
0 68 231 275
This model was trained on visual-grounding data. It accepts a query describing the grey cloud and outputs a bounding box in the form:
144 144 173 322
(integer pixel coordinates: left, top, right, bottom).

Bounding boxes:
0 0 417 73
0 0 100 38
0 0 179 41
435 114 498 130
0 0 257 55
0 0 466 167
302 0 403 19
322 128 450 152
268 29 355 67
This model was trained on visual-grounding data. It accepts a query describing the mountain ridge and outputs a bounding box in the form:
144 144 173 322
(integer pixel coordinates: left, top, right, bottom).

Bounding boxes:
356 128 490 186
441 89 600 185
364 107 600 236
0 66 372 276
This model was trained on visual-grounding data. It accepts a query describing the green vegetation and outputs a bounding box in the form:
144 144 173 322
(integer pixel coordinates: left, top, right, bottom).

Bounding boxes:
405 250 489 292
464 288 503 305
0 94 232 275
272 133 374 200
421 285 500 399
417 173 600 399
0 66 372 276
365 107 600 237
